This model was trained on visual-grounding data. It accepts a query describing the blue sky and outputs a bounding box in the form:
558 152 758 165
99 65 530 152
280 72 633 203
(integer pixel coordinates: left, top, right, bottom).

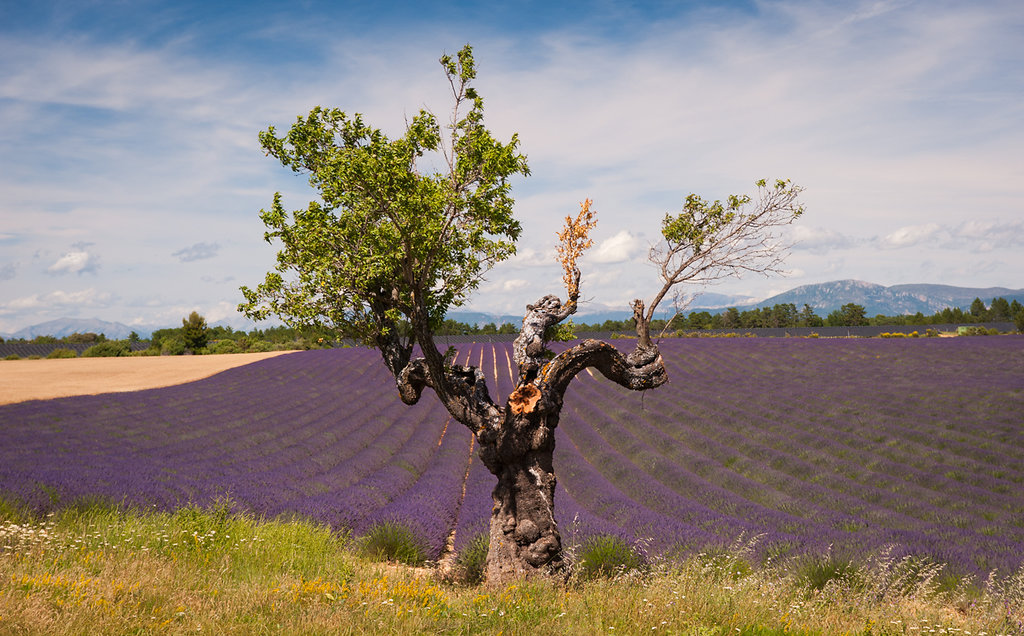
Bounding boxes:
1 0 1022 333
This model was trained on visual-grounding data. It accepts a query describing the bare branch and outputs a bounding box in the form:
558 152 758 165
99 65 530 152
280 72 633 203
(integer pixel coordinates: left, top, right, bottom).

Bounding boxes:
645 180 804 324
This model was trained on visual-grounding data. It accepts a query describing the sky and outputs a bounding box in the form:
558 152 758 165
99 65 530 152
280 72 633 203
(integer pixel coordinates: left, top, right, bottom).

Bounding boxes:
1 0 1022 334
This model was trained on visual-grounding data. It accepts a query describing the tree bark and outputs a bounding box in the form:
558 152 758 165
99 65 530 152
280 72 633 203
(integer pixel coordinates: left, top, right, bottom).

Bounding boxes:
478 409 562 581
384 291 668 586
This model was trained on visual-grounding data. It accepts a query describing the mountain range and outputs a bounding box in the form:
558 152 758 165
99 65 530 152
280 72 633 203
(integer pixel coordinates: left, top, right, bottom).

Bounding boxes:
695 280 1024 318
3 280 1022 339
455 280 1024 325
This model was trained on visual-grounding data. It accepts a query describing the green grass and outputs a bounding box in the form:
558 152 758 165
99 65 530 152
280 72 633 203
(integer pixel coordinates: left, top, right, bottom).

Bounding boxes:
358 521 429 566
2 502 1022 635
571 534 648 581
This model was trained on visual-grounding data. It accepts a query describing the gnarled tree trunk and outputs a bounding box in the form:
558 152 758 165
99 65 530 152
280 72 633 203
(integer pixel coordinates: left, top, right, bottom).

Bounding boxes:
384 287 667 586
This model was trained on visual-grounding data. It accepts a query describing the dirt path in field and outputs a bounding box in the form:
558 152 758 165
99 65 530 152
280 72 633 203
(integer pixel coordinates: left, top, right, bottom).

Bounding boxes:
0 351 295 406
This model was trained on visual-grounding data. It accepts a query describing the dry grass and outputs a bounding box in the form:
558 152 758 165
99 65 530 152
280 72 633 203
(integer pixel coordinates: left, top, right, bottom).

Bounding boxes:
2 503 1022 635
0 351 294 405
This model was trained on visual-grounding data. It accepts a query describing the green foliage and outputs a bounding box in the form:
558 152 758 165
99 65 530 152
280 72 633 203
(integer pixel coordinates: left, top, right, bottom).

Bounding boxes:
665 294 1023 333
359 521 428 566
826 303 869 327
240 44 529 345
65 332 105 344
4 353 21 360
45 347 78 359
662 192 746 255
208 339 242 354
573 534 647 580
970 297 987 317
160 335 187 356
453 532 489 585
958 326 999 336
1016 309 1024 333
81 340 130 357
544 319 576 343
181 311 209 351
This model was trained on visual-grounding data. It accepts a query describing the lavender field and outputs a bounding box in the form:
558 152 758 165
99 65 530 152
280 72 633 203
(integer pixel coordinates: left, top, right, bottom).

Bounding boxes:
2 337 1022 578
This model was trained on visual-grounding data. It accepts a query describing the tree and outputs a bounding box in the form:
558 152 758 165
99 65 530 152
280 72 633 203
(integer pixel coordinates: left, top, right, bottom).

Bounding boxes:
827 303 867 327
240 45 804 585
990 297 1011 321
970 297 987 318
182 311 209 352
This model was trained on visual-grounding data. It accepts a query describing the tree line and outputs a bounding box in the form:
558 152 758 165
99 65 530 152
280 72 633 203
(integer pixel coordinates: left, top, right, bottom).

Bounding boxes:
674 296 1024 331
434 296 1024 336
1 311 333 358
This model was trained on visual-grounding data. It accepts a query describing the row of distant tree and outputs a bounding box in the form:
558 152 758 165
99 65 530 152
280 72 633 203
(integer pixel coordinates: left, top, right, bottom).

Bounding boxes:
1 311 335 356
436 296 1024 335
673 296 1024 330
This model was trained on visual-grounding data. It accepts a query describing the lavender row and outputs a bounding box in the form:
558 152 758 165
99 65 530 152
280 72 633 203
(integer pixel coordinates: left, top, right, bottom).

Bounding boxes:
567 372 1022 575
652 340 1024 524
3 337 1022 577
0 350 467 534
559 337 1024 574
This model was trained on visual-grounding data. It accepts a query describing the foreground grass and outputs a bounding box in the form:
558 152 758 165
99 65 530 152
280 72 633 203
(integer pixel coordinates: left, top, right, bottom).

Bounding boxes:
2 503 1022 635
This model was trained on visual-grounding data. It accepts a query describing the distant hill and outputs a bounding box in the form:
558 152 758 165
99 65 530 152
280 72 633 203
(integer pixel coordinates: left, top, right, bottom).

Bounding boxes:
4 317 147 341
686 280 1024 317
449 290 756 327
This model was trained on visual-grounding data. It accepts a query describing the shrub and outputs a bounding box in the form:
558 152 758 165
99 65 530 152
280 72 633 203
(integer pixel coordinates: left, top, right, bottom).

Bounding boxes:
573 534 647 580
161 335 187 356
4 354 20 360
793 552 860 593
957 326 997 337
452 532 489 584
246 339 274 352
46 348 78 359
82 341 130 357
359 521 428 566
209 339 241 355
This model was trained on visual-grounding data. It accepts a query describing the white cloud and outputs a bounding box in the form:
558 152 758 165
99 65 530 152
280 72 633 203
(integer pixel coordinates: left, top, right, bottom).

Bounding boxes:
47 250 97 275
202 301 242 324
591 230 643 264
507 247 555 268
880 223 945 249
173 242 221 262
502 279 528 292
1 289 113 315
953 220 1024 251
